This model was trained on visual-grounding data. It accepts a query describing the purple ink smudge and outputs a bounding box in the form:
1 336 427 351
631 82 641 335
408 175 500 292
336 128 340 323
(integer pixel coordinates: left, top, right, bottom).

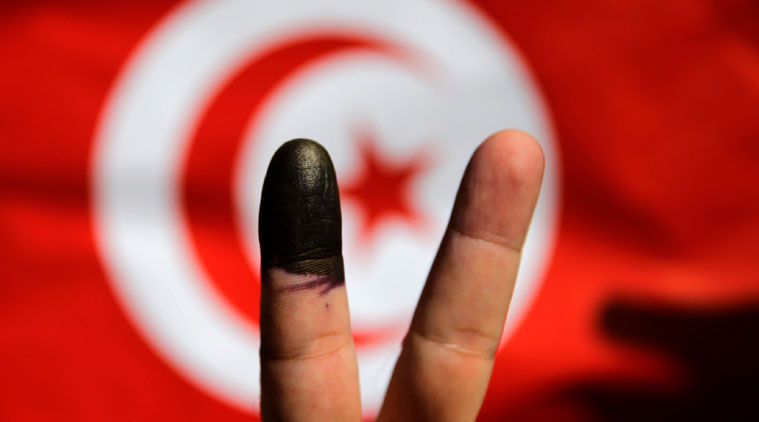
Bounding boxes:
278 274 344 296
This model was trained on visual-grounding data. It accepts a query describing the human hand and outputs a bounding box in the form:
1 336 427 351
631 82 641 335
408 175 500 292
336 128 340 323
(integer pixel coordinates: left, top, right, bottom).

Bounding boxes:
258 130 545 421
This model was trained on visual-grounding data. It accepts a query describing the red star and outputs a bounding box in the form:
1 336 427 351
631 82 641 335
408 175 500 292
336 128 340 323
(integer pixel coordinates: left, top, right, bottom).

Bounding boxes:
340 129 428 244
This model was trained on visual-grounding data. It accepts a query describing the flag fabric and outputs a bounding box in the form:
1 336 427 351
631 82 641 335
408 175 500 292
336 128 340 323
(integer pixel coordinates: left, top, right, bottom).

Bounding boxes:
1 1 757 420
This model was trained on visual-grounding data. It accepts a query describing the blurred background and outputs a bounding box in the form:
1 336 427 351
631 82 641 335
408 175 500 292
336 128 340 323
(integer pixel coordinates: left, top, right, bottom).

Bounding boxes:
1 0 757 420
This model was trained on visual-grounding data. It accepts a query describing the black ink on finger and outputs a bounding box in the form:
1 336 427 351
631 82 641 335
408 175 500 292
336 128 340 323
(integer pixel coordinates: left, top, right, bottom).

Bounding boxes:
258 138 345 293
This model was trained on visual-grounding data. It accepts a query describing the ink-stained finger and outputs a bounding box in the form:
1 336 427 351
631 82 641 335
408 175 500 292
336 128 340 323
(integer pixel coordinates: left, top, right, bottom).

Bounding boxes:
378 130 545 421
258 139 360 421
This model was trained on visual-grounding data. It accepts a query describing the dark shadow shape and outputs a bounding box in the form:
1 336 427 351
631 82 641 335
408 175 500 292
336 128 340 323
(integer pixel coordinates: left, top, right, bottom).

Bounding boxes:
559 298 759 421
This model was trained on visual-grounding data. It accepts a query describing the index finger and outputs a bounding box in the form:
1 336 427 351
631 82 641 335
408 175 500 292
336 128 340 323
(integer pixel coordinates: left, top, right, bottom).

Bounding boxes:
258 139 361 421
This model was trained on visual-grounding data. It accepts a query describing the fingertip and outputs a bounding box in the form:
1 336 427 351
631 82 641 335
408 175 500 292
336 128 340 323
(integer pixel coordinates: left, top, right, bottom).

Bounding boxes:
451 129 545 248
259 138 343 276
475 129 545 190
268 138 333 184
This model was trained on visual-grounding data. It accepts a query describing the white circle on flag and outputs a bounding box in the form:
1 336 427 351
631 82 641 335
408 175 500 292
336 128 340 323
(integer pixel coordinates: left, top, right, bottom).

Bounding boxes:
92 0 559 416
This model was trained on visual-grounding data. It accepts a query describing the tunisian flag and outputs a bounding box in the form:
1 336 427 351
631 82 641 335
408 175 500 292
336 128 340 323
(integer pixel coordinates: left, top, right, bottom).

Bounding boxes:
1 1 757 420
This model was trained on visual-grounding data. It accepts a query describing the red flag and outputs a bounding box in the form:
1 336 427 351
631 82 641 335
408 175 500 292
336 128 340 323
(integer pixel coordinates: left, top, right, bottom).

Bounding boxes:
1 1 757 420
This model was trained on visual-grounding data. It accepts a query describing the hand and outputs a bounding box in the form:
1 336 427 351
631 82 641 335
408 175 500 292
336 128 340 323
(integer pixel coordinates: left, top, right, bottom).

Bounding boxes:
257 130 545 421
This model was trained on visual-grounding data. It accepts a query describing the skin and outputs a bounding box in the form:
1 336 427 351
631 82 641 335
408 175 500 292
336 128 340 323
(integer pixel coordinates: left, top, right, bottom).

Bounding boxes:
258 130 545 421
